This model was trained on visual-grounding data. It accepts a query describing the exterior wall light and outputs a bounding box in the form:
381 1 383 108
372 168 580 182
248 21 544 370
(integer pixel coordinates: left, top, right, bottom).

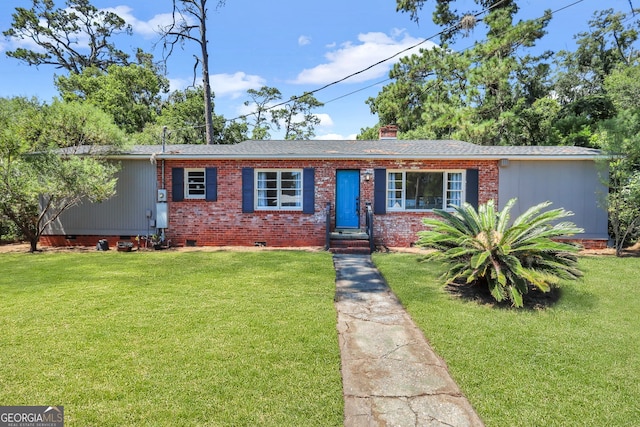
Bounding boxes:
364 172 372 182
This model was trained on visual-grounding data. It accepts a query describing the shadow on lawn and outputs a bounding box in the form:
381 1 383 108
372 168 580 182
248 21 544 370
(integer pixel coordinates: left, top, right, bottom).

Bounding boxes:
445 281 562 310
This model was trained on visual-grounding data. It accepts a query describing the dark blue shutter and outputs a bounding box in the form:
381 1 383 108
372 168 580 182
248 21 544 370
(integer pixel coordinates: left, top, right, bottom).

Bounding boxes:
302 168 315 214
205 167 217 201
466 169 479 209
242 168 254 213
172 168 184 202
373 168 387 214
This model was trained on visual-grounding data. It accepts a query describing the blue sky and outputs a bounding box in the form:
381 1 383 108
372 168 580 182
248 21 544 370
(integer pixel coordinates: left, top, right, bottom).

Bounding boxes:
0 0 636 140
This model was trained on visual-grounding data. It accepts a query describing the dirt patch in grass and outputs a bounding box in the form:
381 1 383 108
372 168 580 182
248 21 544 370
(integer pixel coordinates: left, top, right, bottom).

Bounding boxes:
0 242 325 254
3 242 640 257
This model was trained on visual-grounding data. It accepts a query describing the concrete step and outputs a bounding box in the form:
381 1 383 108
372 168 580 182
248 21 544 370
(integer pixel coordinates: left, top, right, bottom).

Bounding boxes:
330 246 372 255
330 228 369 240
330 239 370 248
329 233 372 254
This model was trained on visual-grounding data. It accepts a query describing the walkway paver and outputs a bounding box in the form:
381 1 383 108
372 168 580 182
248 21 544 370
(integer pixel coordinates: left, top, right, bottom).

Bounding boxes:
334 254 484 427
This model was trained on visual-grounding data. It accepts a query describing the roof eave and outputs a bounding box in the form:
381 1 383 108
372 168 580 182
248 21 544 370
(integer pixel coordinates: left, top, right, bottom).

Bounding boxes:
150 154 604 161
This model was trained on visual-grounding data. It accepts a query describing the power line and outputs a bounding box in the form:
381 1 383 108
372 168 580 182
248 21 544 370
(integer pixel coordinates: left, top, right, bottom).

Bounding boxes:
231 0 586 125
227 1 509 124
322 78 392 105
168 0 587 136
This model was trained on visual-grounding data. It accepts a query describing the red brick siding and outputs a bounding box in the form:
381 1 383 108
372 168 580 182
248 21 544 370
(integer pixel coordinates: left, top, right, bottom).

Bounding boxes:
556 238 608 250
41 158 606 250
372 160 498 247
160 159 499 248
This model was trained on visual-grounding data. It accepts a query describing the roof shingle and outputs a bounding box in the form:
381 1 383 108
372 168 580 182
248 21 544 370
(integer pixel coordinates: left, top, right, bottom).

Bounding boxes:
86 139 603 160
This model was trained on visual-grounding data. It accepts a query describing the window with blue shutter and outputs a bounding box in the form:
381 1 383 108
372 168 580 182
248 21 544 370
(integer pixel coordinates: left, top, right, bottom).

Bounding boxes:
383 169 470 211
242 168 254 213
205 167 217 201
466 169 479 209
303 168 315 214
373 168 386 214
172 168 184 202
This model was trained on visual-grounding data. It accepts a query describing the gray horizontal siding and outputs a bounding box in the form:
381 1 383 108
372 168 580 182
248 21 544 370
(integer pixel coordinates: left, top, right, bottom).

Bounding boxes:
44 160 157 236
498 160 609 239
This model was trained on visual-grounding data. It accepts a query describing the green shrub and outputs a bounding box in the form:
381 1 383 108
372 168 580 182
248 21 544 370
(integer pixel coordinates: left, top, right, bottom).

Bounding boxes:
0 216 22 243
416 199 584 307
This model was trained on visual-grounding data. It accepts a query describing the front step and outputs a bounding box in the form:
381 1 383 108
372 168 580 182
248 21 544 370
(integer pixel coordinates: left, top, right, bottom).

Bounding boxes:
329 229 372 254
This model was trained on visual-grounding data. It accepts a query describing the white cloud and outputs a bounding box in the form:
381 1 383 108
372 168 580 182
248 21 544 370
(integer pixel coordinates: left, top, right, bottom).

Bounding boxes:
298 35 311 46
5 5 171 52
210 72 266 98
168 72 265 98
105 6 176 39
292 29 436 85
168 77 193 92
315 113 333 127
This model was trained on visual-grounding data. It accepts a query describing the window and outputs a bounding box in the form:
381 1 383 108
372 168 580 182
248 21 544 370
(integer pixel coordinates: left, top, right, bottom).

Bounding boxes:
387 171 464 210
185 168 206 199
256 170 302 210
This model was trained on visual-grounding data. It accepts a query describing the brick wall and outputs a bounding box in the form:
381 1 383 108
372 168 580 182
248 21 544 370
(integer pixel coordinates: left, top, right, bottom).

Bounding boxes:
40 157 607 250
372 159 498 247
161 158 499 248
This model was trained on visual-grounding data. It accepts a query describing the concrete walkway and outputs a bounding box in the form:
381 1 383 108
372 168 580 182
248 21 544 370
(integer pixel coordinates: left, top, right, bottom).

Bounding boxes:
334 254 484 427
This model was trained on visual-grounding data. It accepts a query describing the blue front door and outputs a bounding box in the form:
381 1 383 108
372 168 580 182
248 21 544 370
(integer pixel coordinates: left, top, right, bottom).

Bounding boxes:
336 170 360 228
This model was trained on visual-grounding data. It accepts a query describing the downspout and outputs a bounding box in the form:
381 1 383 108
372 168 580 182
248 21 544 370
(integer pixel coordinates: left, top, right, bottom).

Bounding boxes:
160 126 167 242
162 126 167 189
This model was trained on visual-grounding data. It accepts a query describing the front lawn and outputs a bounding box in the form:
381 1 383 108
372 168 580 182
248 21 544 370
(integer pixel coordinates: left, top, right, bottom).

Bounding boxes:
373 253 640 427
0 250 343 426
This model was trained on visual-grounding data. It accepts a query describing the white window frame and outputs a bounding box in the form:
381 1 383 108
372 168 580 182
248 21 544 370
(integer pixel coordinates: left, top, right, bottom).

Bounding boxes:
185 168 206 199
387 170 465 211
255 169 303 211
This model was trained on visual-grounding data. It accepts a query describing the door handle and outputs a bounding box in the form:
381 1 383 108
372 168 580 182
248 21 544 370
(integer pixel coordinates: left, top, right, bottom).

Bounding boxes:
355 197 360 214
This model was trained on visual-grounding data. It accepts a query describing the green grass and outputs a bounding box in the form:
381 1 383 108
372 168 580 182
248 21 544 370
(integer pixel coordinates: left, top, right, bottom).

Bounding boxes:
373 253 640 427
0 250 343 426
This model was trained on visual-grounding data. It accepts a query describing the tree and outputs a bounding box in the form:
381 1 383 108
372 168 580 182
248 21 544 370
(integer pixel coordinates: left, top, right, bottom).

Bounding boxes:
55 56 170 134
544 9 640 147
0 98 124 252
271 93 324 140
135 87 247 145
553 9 639 106
416 199 584 307
365 3 552 145
604 64 640 111
160 0 226 145
593 110 640 256
396 0 520 42
244 86 282 140
3 0 133 73
153 87 209 145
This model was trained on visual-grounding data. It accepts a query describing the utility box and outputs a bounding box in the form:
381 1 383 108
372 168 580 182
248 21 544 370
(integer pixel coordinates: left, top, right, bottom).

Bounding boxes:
156 203 168 229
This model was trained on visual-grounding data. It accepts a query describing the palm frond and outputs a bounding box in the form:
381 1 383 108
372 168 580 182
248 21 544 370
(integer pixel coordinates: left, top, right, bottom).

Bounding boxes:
416 198 584 307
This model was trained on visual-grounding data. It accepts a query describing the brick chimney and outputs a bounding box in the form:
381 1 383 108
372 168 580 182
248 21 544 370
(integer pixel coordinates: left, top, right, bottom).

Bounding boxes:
378 125 398 140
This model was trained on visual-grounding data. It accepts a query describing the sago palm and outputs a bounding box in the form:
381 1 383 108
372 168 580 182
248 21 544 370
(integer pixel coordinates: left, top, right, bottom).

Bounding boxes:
416 199 584 307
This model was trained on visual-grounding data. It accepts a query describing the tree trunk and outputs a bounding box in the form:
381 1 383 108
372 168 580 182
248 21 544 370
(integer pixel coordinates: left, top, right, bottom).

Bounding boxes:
29 237 39 253
199 0 215 145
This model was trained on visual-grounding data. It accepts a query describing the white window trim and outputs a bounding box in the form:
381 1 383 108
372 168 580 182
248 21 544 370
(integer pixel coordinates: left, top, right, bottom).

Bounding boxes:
387 170 466 212
255 169 303 211
185 168 206 200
